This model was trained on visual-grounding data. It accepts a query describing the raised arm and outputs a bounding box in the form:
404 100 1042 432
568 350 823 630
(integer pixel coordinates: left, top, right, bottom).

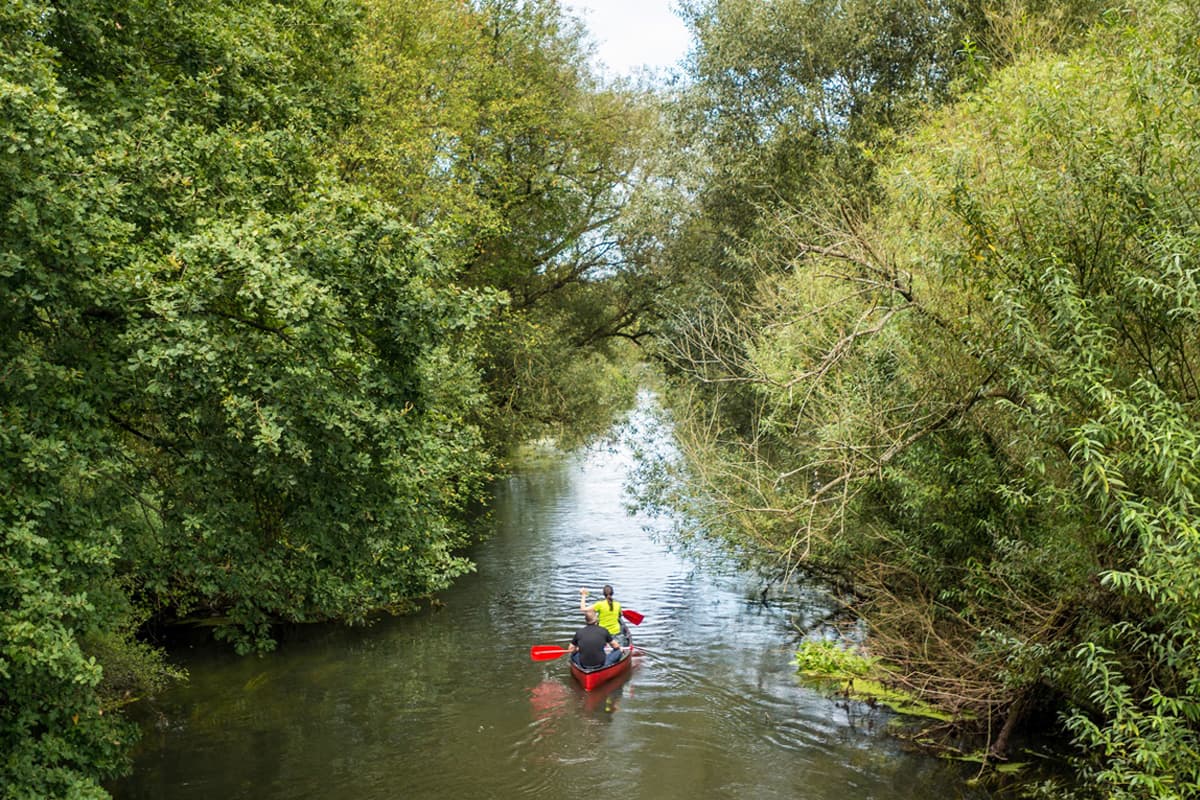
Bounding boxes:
579 587 590 612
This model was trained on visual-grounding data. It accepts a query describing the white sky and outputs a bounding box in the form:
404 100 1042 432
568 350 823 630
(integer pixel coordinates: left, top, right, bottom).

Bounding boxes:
564 0 692 78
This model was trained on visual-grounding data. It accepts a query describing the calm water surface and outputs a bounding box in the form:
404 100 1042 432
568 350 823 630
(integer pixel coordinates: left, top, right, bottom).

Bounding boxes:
112 396 989 799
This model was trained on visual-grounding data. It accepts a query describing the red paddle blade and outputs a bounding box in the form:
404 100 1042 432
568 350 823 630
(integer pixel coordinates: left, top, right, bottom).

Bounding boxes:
621 609 644 625
530 645 569 661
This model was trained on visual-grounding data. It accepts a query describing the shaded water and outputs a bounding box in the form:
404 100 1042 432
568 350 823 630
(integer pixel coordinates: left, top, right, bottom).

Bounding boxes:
112 396 989 799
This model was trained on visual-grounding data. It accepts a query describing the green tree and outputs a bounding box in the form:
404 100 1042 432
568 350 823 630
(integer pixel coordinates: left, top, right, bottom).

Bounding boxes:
344 0 662 453
3 2 153 793
646 1 1200 794
2 0 496 795
653 0 1106 444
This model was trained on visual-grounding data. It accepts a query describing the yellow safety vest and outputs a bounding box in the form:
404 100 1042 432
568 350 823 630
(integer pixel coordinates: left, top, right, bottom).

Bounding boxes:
592 600 622 636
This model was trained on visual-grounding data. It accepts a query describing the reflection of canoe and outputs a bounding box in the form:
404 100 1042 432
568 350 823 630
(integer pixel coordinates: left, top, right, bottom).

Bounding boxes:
570 648 633 691
529 679 572 718
581 668 631 713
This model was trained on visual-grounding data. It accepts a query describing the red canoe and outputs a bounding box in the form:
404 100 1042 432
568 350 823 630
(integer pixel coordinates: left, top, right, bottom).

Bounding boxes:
569 648 633 691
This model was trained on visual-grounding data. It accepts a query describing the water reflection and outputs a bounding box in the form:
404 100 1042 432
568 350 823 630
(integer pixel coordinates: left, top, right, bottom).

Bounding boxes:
581 668 634 714
528 666 633 724
112 393 990 800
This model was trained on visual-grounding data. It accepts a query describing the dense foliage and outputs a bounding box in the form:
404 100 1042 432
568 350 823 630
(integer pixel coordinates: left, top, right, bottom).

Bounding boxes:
343 0 656 452
1 0 659 796
645 1 1200 796
8 0 1200 797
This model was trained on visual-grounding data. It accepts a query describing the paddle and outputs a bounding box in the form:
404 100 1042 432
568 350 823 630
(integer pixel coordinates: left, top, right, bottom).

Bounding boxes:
530 645 570 661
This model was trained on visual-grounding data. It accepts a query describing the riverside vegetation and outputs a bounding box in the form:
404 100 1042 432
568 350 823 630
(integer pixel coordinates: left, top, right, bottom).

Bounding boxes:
3 1 1198 799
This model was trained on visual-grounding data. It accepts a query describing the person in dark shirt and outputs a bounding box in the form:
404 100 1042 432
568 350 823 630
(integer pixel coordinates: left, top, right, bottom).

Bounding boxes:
568 609 624 669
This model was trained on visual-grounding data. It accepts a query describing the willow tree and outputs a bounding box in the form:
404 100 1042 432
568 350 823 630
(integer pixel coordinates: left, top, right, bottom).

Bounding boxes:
653 0 1106 444
653 1 1200 793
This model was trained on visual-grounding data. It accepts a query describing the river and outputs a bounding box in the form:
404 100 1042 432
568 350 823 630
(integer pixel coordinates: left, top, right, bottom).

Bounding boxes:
111 394 989 799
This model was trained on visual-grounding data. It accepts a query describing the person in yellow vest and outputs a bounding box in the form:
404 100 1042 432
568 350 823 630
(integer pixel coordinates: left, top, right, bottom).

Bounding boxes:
580 585 630 647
